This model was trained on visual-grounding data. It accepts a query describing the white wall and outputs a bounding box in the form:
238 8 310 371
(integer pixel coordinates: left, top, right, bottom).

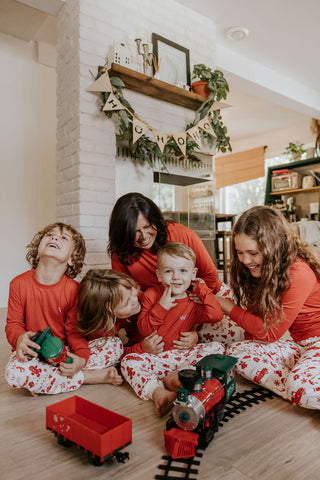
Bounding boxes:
0 32 56 306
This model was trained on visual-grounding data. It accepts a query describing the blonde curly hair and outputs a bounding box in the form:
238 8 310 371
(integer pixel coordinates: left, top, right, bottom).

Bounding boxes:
26 222 86 279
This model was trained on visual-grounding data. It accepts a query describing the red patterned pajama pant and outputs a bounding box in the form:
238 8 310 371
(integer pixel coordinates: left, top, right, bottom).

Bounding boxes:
5 336 123 395
227 337 320 409
121 342 225 401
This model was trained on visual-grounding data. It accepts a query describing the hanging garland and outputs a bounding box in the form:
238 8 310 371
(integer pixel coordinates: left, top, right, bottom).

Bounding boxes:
87 65 232 168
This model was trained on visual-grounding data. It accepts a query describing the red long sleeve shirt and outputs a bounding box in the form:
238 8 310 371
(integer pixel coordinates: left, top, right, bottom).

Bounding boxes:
5 270 90 361
230 259 320 342
111 222 222 292
138 283 223 351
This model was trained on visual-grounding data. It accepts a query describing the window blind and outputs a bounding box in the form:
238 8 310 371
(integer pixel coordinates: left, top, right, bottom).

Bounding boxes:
215 146 266 189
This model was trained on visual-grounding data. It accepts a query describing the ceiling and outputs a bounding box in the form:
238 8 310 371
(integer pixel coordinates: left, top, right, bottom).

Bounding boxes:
1 0 319 148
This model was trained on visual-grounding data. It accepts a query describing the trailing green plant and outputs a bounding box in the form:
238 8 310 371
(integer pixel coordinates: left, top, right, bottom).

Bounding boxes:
92 64 232 167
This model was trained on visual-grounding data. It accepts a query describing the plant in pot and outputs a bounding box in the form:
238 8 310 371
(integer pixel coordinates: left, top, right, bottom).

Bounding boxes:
283 141 307 162
191 64 229 100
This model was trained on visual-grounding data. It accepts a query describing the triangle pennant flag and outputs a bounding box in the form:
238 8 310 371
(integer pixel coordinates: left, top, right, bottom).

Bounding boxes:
87 71 113 92
133 118 150 143
172 131 187 156
198 116 216 137
187 126 203 150
208 101 232 113
102 92 125 111
152 130 169 153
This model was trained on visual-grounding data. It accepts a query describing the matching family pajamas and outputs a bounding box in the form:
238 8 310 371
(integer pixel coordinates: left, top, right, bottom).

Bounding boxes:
198 259 320 410
121 281 224 400
5 270 123 395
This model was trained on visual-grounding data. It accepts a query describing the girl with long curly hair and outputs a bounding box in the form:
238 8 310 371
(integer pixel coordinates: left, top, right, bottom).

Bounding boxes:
213 206 320 409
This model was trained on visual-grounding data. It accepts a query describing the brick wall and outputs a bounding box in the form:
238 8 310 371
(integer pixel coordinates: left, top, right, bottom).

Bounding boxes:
56 0 216 273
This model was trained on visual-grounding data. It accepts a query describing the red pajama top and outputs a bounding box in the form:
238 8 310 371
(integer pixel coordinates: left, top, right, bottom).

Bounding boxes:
230 259 320 342
138 283 223 351
5 270 90 361
111 222 222 292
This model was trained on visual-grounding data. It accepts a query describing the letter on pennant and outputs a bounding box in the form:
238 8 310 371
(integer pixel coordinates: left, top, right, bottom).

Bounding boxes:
102 92 125 111
153 130 168 153
172 132 187 156
198 116 216 137
187 126 203 150
133 118 149 143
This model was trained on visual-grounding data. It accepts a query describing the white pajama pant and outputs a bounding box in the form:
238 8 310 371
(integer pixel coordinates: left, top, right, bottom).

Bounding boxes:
121 342 225 401
5 336 123 395
196 314 320 410
227 337 320 410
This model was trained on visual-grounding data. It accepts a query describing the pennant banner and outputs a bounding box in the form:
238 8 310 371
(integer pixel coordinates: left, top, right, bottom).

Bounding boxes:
152 130 169 153
187 126 203 149
102 92 126 111
208 101 232 113
172 132 187 156
198 117 216 137
133 118 150 144
87 71 112 92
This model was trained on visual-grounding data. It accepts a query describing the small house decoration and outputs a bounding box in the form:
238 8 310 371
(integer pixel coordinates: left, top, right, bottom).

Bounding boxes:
112 41 131 67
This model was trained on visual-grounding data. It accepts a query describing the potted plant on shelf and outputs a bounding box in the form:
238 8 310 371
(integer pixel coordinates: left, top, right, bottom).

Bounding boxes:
283 141 307 161
191 64 229 100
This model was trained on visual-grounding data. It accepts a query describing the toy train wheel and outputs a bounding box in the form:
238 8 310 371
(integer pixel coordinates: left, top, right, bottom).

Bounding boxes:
87 454 104 466
57 436 73 448
114 451 129 463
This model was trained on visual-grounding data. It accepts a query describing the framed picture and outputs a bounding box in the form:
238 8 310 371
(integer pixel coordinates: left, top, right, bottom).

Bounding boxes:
152 33 190 87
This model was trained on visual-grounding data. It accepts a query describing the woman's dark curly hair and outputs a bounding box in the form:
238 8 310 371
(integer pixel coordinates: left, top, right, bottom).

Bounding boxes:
77 269 139 337
230 206 320 328
107 192 169 265
26 222 86 279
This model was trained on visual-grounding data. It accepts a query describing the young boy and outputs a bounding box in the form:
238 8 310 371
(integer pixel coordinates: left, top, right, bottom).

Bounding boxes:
5 222 122 396
121 241 225 416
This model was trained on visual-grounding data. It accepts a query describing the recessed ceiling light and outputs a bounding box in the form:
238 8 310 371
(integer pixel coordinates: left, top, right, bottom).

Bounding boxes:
226 26 249 41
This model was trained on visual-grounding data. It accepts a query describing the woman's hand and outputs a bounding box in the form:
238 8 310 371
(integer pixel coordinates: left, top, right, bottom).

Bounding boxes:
15 332 40 362
215 295 236 315
58 352 86 376
142 330 164 354
173 330 198 350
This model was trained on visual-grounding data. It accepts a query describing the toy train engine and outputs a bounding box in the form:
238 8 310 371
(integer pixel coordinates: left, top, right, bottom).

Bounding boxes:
164 354 237 459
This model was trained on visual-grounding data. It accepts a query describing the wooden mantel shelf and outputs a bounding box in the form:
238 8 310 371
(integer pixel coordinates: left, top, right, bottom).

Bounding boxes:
108 63 207 110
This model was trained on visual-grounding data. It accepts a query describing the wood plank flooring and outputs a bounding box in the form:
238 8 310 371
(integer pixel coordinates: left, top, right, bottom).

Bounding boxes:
1 307 319 480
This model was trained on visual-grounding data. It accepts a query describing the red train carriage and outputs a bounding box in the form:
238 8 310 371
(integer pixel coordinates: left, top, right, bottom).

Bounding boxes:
46 395 132 465
165 354 237 458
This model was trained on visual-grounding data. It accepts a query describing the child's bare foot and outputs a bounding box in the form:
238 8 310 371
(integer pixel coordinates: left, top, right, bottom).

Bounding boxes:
152 387 177 417
30 390 38 397
83 367 123 386
163 370 182 392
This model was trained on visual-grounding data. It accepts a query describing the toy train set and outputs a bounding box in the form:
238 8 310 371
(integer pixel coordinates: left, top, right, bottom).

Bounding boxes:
45 354 274 474
164 353 238 459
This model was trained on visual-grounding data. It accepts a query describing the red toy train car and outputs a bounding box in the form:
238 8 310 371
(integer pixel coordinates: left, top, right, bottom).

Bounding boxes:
46 395 132 465
164 354 237 459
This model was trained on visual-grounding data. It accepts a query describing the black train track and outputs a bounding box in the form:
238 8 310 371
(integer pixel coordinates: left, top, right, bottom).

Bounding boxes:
155 386 274 480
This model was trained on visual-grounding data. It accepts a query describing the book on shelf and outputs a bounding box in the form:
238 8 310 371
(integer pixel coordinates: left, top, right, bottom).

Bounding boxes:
272 168 290 175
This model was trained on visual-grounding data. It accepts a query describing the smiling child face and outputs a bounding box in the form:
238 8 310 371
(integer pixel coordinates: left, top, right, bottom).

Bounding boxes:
37 226 74 267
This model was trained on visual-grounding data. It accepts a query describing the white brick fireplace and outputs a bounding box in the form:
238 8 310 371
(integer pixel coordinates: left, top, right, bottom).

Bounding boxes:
56 0 216 272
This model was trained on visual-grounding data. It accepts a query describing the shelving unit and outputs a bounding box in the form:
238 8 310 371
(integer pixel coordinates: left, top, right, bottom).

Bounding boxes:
265 157 320 220
108 63 230 111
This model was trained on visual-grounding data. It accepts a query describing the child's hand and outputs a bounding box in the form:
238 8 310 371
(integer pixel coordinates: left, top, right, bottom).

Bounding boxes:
173 330 198 350
142 330 164 354
158 285 177 310
16 332 41 362
58 352 86 376
189 278 205 304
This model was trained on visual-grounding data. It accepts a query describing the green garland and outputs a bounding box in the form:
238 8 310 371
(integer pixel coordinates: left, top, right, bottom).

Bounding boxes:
95 66 232 168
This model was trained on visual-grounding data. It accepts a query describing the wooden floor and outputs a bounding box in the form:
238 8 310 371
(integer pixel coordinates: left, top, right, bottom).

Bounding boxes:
1 307 320 480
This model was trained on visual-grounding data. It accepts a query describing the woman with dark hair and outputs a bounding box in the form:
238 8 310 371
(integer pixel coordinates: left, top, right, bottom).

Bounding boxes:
108 192 230 297
214 205 320 409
